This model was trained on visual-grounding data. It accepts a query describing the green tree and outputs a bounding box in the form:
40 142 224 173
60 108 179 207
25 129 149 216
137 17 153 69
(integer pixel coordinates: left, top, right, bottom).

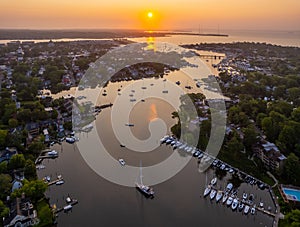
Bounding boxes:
0 174 12 200
0 161 8 174
11 180 47 203
0 200 9 219
8 154 26 170
282 153 300 185
27 141 45 155
281 209 300 227
0 130 8 148
24 159 37 180
243 124 258 152
8 118 18 129
292 107 300 122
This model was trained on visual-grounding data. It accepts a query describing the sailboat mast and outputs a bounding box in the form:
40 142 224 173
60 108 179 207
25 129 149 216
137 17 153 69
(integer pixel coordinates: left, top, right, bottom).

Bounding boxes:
140 161 143 185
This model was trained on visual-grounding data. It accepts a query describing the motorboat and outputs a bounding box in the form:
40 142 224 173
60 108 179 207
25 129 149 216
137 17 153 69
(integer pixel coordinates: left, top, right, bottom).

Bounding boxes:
210 189 217 200
216 191 223 202
226 196 233 206
66 196 72 203
231 198 239 210
238 202 244 212
47 150 58 156
259 201 264 208
226 183 233 192
210 177 217 186
244 205 250 214
66 137 75 143
222 193 228 204
242 192 248 200
119 159 126 166
63 204 72 211
203 186 211 197
56 180 64 185
251 207 256 215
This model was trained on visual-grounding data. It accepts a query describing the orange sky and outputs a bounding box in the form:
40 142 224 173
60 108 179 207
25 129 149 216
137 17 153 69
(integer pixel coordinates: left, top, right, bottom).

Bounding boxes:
0 0 299 31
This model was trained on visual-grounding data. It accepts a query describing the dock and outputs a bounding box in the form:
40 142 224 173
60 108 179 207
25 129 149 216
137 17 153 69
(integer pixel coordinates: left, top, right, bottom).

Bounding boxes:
35 151 58 164
54 199 78 214
162 135 280 221
48 177 64 186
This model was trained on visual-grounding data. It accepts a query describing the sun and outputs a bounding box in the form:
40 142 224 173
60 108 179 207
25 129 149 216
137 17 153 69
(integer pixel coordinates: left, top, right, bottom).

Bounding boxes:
147 11 153 18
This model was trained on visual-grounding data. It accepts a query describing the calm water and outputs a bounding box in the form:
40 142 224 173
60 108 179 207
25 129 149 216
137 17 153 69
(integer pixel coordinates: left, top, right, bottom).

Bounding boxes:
34 32 285 226
1 30 300 47
38 76 275 226
130 30 300 47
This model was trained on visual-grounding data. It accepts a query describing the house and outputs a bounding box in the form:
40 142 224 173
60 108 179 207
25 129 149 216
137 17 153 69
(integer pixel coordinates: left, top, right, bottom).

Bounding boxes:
258 141 286 170
3 194 38 227
25 123 39 138
0 148 17 163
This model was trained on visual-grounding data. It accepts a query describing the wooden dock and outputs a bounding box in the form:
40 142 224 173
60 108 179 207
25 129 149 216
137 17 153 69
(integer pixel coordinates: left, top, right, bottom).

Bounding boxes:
35 152 58 164
48 177 64 186
54 199 78 214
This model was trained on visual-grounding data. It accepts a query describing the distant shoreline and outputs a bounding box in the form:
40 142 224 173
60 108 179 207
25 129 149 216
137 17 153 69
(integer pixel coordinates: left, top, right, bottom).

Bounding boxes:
0 29 228 40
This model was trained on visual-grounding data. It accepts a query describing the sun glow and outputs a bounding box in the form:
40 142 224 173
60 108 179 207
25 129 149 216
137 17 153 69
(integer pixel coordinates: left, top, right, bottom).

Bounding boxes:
147 12 153 18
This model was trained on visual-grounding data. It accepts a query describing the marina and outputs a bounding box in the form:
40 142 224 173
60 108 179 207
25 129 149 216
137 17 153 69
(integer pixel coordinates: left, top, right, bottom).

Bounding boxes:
161 135 278 219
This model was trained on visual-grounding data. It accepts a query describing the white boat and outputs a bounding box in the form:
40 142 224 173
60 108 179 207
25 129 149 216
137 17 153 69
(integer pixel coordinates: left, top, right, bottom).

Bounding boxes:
216 191 223 202
203 186 211 197
35 165 46 169
259 201 264 208
238 202 244 211
66 196 72 203
45 176 51 182
210 189 217 200
47 150 58 156
242 192 247 200
63 204 72 211
226 196 233 206
222 193 228 204
210 177 217 185
66 137 75 143
251 207 256 215
135 162 154 197
56 180 64 185
119 159 126 166
231 198 239 210
226 183 233 192
244 205 250 214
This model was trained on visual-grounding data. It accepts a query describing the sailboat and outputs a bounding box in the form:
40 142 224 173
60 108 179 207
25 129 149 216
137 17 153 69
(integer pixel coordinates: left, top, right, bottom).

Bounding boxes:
135 162 154 197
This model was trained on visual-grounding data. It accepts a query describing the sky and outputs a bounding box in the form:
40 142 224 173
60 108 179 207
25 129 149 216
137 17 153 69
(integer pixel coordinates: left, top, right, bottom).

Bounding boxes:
0 0 299 31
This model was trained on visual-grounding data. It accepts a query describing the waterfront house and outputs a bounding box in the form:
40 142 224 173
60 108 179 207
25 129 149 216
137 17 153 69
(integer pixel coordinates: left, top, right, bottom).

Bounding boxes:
3 194 38 227
0 147 18 163
258 141 286 170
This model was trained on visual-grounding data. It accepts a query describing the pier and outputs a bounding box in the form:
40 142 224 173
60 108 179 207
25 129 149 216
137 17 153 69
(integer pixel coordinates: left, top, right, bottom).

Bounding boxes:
54 199 79 214
161 135 280 222
48 177 64 186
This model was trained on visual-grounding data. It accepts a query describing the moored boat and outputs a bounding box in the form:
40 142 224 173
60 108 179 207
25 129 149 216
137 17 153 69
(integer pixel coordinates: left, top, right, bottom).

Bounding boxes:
210 177 217 186
251 207 256 215
203 186 211 197
231 198 239 210
226 196 233 206
210 189 217 200
222 193 228 204
244 205 250 214
216 191 223 202
238 202 244 212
